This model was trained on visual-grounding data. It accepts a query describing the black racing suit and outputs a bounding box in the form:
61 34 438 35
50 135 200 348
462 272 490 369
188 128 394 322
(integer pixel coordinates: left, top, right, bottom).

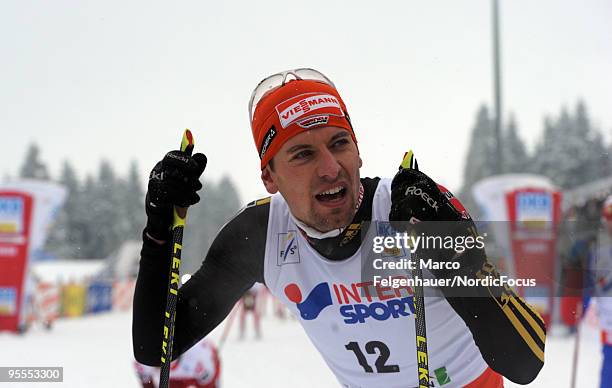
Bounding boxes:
132 177 545 384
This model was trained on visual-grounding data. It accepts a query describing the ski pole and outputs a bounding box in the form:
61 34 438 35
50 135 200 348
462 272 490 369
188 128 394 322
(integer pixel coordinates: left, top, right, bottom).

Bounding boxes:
399 151 430 388
159 129 195 388
570 302 583 388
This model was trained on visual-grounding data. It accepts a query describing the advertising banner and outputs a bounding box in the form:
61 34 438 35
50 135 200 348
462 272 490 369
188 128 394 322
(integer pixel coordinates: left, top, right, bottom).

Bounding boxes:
506 188 562 325
473 174 561 326
112 278 136 311
61 283 87 317
0 179 67 260
87 280 113 313
0 191 33 332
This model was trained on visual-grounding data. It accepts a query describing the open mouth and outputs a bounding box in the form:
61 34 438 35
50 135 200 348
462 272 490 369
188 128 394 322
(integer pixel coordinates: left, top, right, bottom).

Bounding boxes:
315 185 347 203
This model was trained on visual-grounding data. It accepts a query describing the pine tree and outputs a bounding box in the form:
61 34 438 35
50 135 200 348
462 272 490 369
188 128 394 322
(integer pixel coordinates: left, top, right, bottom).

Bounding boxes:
182 176 242 274
461 105 498 192
503 114 529 173
216 176 241 218
532 101 609 188
72 174 96 258
123 160 145 239
19 143 50 180
45 159 146 259
45 161 81 258
459 105 499 217
83 160 123 258
531 116 560 183
575 101 610 182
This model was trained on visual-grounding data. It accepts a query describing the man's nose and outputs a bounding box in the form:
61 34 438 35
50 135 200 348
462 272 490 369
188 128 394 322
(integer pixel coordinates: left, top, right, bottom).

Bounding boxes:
317 148 341 180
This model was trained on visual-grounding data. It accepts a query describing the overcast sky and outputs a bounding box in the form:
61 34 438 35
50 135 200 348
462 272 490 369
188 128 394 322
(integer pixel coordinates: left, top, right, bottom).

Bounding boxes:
1 0 611 203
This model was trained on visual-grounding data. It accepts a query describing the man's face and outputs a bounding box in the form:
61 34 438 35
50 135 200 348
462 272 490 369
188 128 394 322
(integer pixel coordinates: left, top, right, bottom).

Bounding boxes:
261 126 362 233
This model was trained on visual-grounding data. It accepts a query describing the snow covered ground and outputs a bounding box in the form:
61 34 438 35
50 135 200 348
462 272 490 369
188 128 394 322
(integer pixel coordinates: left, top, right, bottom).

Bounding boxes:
0 309 603 387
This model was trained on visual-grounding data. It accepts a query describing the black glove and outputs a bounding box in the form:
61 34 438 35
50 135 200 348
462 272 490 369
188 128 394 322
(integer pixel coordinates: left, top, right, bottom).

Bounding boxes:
389 167 480 278
389 168 467 223
144 150 207 241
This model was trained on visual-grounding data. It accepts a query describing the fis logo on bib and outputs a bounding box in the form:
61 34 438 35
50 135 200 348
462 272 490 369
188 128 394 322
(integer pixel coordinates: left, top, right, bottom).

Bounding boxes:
277 231 300 265
376 221 407 258
284 279 415 325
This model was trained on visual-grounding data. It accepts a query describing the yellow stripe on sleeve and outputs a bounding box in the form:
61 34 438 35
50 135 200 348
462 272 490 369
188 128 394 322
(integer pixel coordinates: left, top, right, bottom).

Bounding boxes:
509 296 546 344
501 297 545 362
256 197 271 206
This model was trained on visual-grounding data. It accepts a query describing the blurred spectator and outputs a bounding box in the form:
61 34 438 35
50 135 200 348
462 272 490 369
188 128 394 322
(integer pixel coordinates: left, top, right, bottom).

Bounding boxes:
134 338 221 388
581 195 612 388
239 284 261 340
558 196 606 333
257 285 286 320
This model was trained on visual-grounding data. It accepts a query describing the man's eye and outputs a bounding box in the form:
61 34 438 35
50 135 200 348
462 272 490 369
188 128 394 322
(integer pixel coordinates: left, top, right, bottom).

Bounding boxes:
332 139 349 148
292 150 313 161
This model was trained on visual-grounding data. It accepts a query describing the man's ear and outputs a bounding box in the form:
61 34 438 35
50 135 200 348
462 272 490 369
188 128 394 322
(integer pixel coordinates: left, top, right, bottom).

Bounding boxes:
261 166 279 194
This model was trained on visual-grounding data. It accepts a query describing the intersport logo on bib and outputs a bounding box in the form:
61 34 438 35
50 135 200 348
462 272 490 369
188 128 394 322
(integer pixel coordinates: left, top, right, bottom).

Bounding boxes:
284 279 415 325
275 93 344 128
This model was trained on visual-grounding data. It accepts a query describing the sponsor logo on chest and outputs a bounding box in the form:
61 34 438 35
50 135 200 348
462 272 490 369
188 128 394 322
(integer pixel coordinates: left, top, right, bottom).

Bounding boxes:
284 279 415 325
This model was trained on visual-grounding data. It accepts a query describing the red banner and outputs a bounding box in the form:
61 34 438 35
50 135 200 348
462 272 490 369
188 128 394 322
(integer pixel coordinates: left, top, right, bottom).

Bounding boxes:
0 191 33 332
506 188 562 326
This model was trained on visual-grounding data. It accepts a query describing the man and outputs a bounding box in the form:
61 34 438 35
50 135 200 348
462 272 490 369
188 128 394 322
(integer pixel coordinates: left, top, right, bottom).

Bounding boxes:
583 196 612 388
133 68 545 387
134 337 221 388
238 284 261 340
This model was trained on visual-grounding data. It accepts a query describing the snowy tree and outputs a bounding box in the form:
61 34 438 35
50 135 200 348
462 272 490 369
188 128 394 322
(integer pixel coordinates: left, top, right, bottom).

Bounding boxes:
531 116 561 183
80 160 124 258
503 114 529 173
574 101 610 181
461 105 498 192
532 101 609 188
182 176 242 274
458 105 499 217
19 143 50 180
122 160 145 239
35 152 242 266
65 174 96 258
45 161 81 258
45 159 146 259
216 176 242 219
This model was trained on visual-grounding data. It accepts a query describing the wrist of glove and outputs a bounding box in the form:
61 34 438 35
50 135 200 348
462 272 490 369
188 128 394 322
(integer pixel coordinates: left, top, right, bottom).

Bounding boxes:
389 168 484 278
144 150 207 241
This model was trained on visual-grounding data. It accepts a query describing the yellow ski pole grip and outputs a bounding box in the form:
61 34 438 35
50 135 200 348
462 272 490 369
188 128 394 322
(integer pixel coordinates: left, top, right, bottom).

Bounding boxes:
173 129 194 225
400 150 418 171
